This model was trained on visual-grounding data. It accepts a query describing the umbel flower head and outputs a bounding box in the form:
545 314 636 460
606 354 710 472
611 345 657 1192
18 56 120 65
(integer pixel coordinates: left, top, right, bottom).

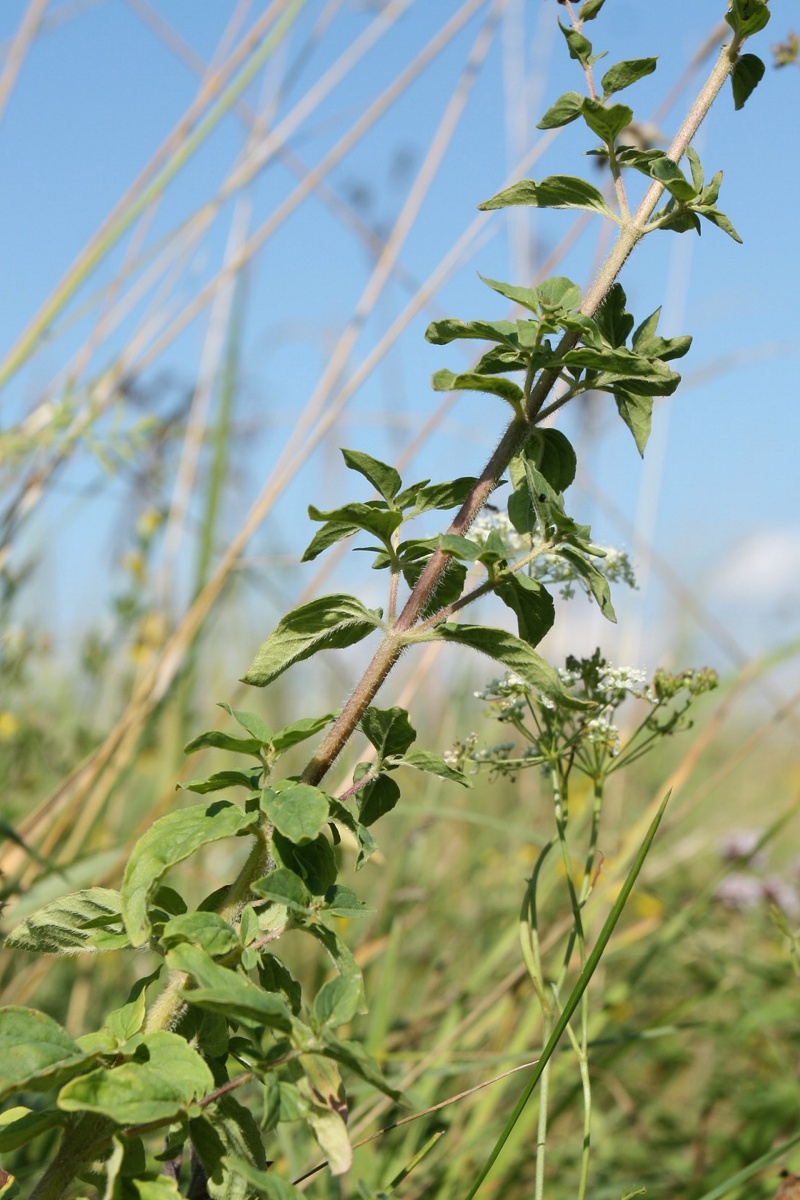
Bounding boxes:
453 651 717 782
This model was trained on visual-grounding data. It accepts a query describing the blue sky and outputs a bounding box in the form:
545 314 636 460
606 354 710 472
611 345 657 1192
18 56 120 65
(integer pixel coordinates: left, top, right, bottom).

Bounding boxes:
1 0 798 687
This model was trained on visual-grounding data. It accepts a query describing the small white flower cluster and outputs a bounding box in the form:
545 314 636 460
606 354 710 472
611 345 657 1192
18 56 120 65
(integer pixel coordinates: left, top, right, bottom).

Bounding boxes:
443 731 479 768
583 715 621 757
471 510 529 557
536 553 578 583
596 664 649 705
531 546 636 600
594 546 637 589
558 664 578 688
474 673 529 721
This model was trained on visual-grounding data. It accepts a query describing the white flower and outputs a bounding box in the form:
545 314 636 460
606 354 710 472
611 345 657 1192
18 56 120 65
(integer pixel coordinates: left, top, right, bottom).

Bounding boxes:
583 716 620 756
597 664 647 703
471 511 529 557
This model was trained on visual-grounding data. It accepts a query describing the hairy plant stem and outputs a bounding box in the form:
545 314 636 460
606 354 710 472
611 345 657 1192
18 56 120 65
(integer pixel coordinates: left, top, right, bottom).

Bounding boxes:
30 31 747 1200
300 38 738 788
28 1113 116 1200
138 36 739 1051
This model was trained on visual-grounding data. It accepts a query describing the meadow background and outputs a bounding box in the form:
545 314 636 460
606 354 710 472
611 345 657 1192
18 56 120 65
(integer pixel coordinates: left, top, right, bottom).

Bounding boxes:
1 1 800 1196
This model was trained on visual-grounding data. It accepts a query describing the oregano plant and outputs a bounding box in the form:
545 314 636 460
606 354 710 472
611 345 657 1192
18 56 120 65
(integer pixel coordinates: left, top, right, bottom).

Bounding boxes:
0 2 773 1197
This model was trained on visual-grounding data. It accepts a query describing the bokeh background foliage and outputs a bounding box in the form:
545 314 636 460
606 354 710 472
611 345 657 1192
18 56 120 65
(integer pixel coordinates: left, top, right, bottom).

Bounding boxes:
1 1 800 1196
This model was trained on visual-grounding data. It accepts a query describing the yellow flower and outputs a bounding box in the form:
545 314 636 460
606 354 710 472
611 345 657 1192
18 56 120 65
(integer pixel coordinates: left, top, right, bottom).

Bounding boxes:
0 710 19 741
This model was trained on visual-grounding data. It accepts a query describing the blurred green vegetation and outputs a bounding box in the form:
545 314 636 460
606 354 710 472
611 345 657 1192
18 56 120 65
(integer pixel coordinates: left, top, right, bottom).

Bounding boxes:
2 610 799 1198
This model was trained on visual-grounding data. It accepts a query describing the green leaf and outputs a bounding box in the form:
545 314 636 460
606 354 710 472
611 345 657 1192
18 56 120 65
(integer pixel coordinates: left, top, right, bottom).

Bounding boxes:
180 769 262 795
535 276 582 311
357 774 401 828
217 704 272 744
399 749 471 787
562 347 680 393
261 783 330 845
0 1008 90 1101
242 595 382 688
167 944 294 1031
479 176 613 218
314 977 362 1028
58 1031 213 1125
301 519 359 563
252 867 312 913
594 282 634 348
559 20 592 67
438 534 484 562
265 1078 305 1120
477 529 509 567
272 712 336 754
305 926 365 1000
698 169 722 207
614 390 653 456
306 1104 352 1176
122 800 256 947
258 954 302 1015
428 624 590 708
578 0 605 19
695 204 743 244
222 1157 304 1199
558 547 617 621
685 145 704 192
725 0 770 40
631 308 692 362
241 904 259 947
496 575 556 646
360 706 416 760
341 448 401 503
190 1106 267 1200
631 307 661 350
273 831 337 895
320 1031 407 1105
409 477 478 515
130 1177 183 1199
321 885 375 918
424 317 518 345
5 888 129 955
193 1092 268 1192
326 796 376 873
535 428 577 492
537 90 584 130
432 369 523 407
616 146 668 176
186 1114 227 1193
581 99 633 144
184 730 265 758
103 971 160 1045
0 1107 63 1153
477 273 539 312
653 205 701 237
649 157 697 201
399 544 468 615
307 502 403 546
160 912 239 957
601 57 657 97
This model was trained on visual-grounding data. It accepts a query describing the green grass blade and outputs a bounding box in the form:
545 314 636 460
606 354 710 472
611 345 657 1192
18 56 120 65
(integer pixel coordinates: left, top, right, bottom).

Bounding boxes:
385 1129 446 1193
692 1130 800 1200
464 790 672 1200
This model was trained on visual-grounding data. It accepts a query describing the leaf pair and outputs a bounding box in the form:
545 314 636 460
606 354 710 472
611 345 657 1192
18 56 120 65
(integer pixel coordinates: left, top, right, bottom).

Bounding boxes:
302 447 477 564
